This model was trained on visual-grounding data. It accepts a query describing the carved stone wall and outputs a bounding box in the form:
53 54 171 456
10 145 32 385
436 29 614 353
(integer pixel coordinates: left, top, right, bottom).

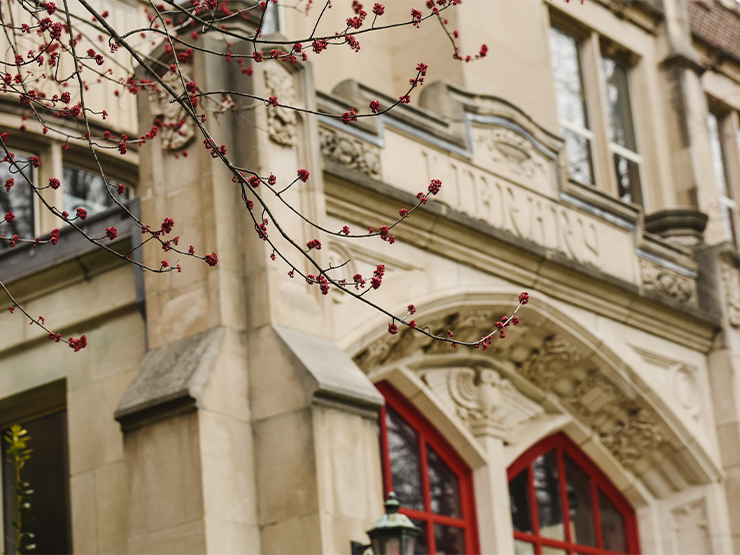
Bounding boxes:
671 498 712 555
319 127 381 178
264 64 297 146
639 258 696 305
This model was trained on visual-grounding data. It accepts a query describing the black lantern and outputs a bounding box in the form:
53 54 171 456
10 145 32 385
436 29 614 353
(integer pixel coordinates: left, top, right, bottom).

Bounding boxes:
351 492 420 555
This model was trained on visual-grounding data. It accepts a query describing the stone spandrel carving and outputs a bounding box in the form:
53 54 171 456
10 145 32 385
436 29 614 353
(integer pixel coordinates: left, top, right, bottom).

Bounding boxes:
639 258 696 305
720 260 740 326
319 127 381 178
264 64 297 146
150 69 195 150
599 408 665 469
473 127 549 187
518 335 583 390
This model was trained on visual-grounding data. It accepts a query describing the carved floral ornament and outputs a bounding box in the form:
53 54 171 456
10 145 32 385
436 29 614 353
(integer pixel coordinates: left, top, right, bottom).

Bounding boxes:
319 127 381 178
355 321 673 474
472 126 548 182
150 67 196 150
639 258 696 305
264 63 298 146
720 259 740 326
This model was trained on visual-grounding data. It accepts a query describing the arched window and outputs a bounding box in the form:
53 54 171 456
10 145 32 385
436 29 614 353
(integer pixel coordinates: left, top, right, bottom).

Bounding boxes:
507 433 640 555
376 382 479 555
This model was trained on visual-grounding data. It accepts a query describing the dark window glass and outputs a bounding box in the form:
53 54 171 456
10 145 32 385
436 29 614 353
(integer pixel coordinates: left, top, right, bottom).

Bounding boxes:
411 519 428 555
550 28 589 129
509 468 533 534
599 489 627 553
601 58 637 152
564 453 596 547
614 154 643 206
533 450 564 541
62 166 121 218
386 406 424 511
427 446 461 517
0 154 34 249
549 27 595 186
433 525 465 555
2 411 71 555
708 113 737 243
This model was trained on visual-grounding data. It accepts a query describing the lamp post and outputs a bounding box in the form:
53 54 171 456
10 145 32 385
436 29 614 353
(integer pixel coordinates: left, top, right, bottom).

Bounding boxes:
351 492 420 555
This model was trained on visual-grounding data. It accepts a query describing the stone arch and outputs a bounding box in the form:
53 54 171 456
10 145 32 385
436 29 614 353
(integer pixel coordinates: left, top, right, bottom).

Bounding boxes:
348 289 722 501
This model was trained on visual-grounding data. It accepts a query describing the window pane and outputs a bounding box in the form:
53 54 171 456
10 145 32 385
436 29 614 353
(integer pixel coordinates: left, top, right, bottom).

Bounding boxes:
550 28 589 130
563 129 595 185
0 154 34 248
509 468 533 534
386 407 425 511
62 166 120 218
614 154 643 206
602 57 637 152
564 454 596 547
514 540 536 555
708 113 730 197
3 412 71 554
533 450 565 541
541 547 568 555
427 446 461 517
433 525 465 555
598 489 627 553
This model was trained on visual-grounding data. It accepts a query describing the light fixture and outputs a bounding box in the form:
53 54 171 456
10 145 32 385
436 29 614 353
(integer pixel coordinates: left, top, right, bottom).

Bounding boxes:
351 492 420 555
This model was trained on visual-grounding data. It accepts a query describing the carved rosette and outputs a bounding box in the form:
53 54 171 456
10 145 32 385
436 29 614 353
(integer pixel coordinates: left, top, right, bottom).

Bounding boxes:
720 260 740 326
639 259 696 305
264 64 297 146
319 127 381 178
151 69 195 150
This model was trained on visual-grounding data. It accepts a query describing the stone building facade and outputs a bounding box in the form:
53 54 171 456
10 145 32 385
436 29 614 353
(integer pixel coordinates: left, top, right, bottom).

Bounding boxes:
2 0 740 553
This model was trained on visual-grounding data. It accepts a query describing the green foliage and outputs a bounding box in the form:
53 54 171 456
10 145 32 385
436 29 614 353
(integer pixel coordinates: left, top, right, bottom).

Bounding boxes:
5 425 35 554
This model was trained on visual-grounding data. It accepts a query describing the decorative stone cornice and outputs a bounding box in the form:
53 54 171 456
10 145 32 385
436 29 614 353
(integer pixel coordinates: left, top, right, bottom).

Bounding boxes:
150 67 196 150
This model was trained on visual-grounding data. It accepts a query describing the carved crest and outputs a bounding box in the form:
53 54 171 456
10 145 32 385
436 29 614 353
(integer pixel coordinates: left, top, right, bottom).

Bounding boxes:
720 260 740 326
599 408 665 468
473 127 547 182
151 68 196 150
264 64 298 146
639 259 696 305
319 127 381 178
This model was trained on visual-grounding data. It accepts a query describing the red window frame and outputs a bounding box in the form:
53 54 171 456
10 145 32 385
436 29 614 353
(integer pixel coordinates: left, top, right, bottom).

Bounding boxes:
507 432 640 555
376 381 480 555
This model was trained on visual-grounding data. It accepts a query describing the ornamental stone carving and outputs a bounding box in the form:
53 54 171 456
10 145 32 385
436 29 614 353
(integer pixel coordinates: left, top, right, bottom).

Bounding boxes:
264 64 297 146
720 260 740 326
473 127 548 182
151 68 195 150
639 258 696 304
518 335 583 390
671 499 712 555
599 408 665 469
319 127 381 178
560 372 622 427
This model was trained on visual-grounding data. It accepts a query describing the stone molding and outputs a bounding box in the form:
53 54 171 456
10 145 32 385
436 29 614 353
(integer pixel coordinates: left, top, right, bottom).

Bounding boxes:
639 258 696 305
264 63 297 146
150 68 195 150
319 126 381 179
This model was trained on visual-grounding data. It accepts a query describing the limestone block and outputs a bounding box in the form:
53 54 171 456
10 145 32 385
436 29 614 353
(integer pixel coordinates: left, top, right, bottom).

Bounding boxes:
254 407 318 525
125 411 204 536
68 370 134 474
70 470 97 554
96 461 129 553
259 512 322 555
127 520 206 555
